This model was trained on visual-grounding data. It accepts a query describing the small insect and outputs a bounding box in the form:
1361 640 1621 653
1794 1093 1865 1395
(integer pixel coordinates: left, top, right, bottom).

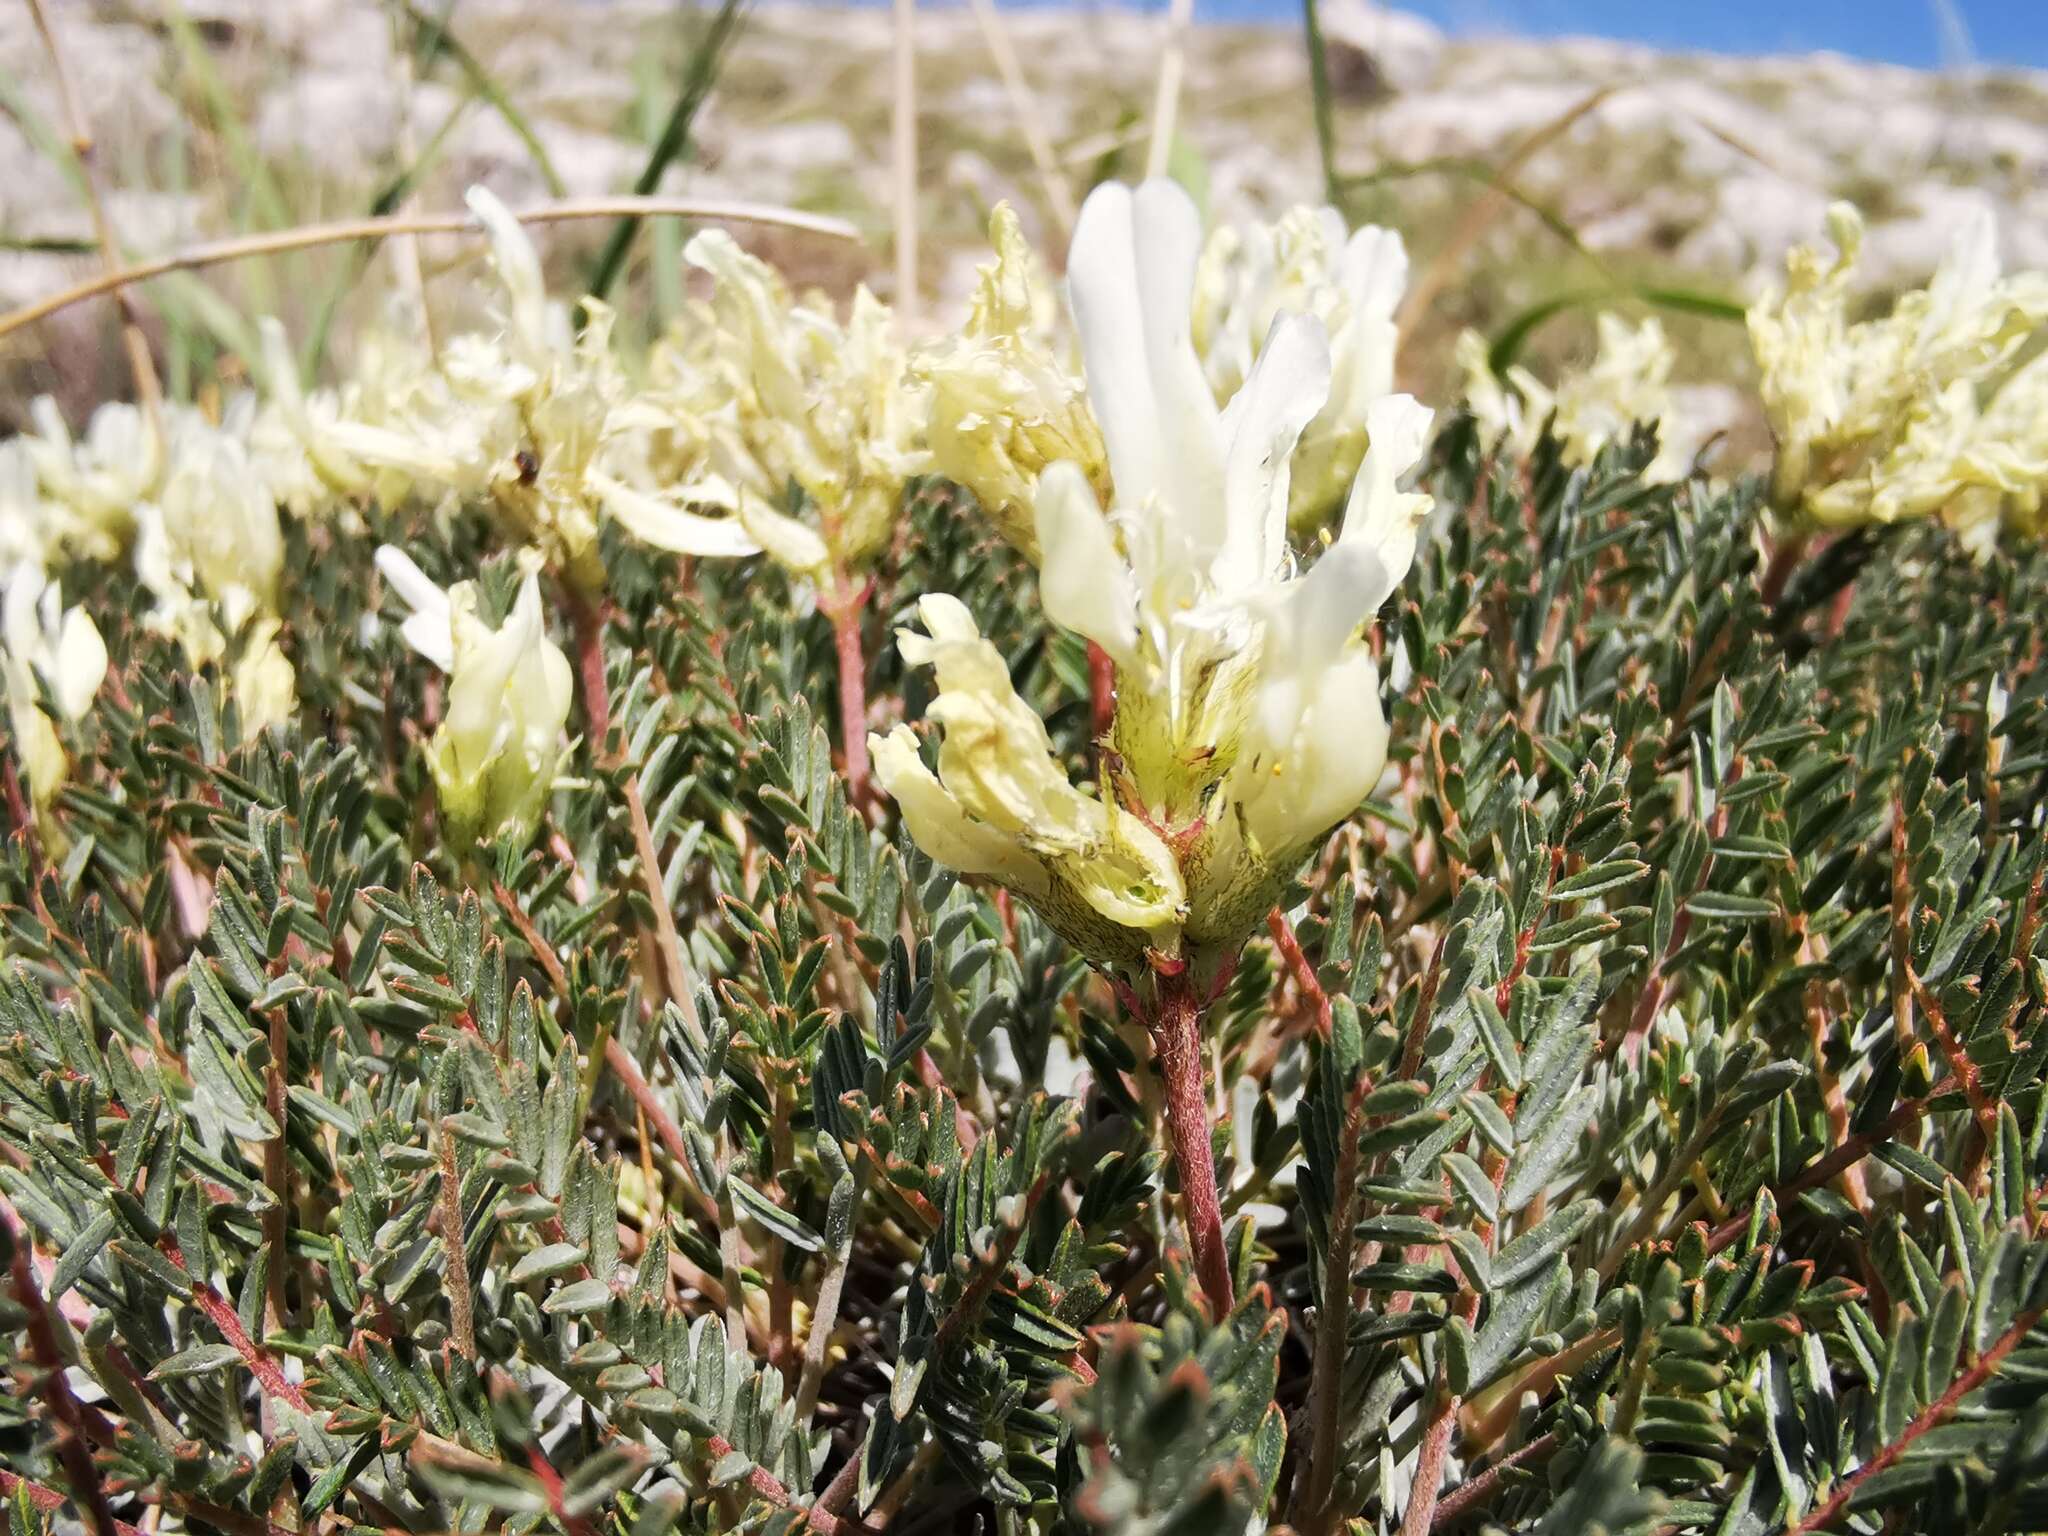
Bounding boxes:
514 448 540 485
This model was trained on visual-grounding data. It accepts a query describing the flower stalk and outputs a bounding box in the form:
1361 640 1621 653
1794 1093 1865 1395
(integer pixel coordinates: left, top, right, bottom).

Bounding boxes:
823 573 874 805
1142 965 1235 1316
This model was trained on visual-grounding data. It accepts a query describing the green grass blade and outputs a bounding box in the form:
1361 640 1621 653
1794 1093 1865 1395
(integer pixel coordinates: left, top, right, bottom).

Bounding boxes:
1488 282 1747 373
392 0 567 198
1301 0 1339 202
585 0 750 306
301 97 477 377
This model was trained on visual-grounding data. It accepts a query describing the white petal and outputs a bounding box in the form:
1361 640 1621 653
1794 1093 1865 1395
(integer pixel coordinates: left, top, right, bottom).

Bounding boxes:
258 317 305 418
1336 393 1435 606
1131 179 1227 540
374 544 456 671
1216 311 1330 583
591 472 764 560
51 606 106 722
735 492 831 577
1243 645 1389 853
465 185 548 359
870 724 1050 894
1341 226 1409 322
1067 180 1223 541
1034 463 1138 667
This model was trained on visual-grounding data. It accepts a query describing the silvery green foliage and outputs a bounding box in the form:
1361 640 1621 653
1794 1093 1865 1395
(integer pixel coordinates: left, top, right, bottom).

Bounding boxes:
1 425 2046 1536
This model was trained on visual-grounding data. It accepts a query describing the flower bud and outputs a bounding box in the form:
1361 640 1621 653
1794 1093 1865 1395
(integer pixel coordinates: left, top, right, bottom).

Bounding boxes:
377 546 573 848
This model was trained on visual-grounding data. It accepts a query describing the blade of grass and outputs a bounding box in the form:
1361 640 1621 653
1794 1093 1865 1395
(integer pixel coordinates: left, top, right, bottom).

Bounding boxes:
389 0 567 198
161 1 291 228
301 96 476 377
966 0 1075 237
1485 287 1607 376
586 0 749 307
1486 282 1747 375
1143 0 1197 180
1395 85 1619 349
1301 0 1339 202
0 236 94 254
1342 155 1608 281
1634 284 1747 325
632 54 685 330
24 0 162 420
162 0 289 320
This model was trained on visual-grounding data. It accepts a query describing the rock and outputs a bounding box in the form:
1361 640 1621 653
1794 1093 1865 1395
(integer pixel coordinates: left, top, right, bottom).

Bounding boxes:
1315 1 1445 99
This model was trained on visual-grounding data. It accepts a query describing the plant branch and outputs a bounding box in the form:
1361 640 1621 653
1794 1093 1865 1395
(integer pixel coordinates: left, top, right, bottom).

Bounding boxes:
824 575 874 807
1429 1432 1560 1530
1788 1302 2047 1534
437 1128 477 1360
7 1218 124 1536
0 196 859 344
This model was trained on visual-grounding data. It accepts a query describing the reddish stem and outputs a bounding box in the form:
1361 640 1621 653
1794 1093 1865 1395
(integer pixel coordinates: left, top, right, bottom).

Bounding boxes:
1789 1302 2046 1534
1086 641 1116 740
161 1236 313 1414
565 586 612 747
0 1473 145 1536
1149 971 1235 1316
825 576 874 806
1267 907 1332 1038
8 1220 124 1536
1759 531 1809 608
1427 1432 1560 1531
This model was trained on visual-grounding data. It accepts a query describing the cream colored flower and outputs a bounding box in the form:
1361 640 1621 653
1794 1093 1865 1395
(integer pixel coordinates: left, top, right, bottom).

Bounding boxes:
2 562 107 812
876 179 1432 977
24 397 162 559
1460 313 1695 483
1749 202 2048 545
134 430 298 740
1191 204 1408 528
327 190 611 587
624 229 925 578
872 594 1183 966
249 317 376 517
0 442 53 570
911 204 1108 558
377 545 573 848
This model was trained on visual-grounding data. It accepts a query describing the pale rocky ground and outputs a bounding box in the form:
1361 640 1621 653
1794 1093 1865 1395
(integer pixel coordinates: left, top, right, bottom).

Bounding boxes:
0 0 2043 428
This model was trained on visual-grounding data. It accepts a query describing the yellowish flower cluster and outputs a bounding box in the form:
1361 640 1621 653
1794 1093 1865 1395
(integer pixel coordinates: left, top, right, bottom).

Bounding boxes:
1749 203 2048 555
1191 204 1409 528
1459 313 1698 484
876 179 1434 980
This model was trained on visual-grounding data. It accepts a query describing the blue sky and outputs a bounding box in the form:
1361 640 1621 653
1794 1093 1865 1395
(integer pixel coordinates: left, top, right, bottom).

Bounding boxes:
1385 0 2045 69
1011 0 2048 69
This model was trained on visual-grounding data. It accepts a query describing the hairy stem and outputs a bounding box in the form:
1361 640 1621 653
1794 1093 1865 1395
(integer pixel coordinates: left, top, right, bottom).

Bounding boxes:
1087 641 1117 742
825 577 873 806
1149 971 1235 1315
1295 1077 1367 1532
7 1217 123 1536
1789 1302 2047 1534
437 1130 477 1360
